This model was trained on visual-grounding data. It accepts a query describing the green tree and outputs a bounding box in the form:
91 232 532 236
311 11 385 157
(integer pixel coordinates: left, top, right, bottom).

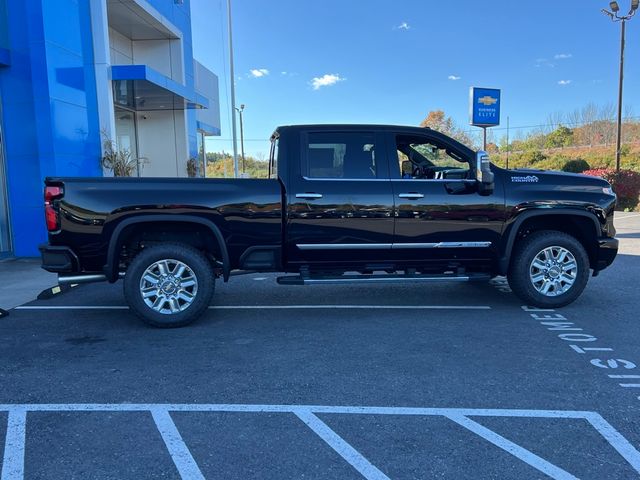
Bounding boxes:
544 125 574 148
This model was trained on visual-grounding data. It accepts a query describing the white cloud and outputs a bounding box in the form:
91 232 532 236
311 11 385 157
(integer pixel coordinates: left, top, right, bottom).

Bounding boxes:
281 71 287 75
397 22 410 30
311 73 345 90
448 75 461 81
554 53 572 59
535 58 555 68
250 68 269 78
558 79 572 85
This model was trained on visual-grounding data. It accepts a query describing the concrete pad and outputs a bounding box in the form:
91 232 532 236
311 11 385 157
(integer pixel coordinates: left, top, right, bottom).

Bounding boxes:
0 259 56 310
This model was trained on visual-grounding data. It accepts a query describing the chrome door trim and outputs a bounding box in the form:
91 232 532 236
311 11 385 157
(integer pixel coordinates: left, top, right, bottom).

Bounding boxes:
433 241 492 248
297 243 393 250
297 242 492 250
302 176 391 182
398 193 425 199
392 242 492 249
295 193 323 199
392 243 438 249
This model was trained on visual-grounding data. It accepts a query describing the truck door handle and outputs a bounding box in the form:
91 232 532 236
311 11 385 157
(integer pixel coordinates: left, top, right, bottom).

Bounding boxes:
398 193 425 199
296 193 323 200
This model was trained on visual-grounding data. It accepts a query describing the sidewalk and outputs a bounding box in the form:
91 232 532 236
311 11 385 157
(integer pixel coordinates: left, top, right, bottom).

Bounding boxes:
0 258 57 310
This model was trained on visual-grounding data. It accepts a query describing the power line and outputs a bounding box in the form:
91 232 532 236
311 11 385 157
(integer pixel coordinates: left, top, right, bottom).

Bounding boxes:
462 116 640 134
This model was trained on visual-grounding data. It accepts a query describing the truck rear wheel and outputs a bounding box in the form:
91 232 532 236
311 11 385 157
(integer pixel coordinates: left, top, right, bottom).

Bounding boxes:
508 230 590 308
124 243 215 328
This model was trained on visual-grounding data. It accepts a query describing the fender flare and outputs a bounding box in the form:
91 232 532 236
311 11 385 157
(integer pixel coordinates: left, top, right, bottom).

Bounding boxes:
498 208 602 275
104 214 230 282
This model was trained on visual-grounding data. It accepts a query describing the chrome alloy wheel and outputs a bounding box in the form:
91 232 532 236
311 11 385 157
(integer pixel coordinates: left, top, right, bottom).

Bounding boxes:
139 259 198 314
529 246 578 297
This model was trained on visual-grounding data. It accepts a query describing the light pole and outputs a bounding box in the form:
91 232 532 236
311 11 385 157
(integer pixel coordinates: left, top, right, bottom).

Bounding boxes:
602 0 638 171
227 0 239 178
235 104 246 174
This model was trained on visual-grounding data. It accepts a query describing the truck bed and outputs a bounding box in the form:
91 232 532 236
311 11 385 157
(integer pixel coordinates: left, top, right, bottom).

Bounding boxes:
45 177 283 273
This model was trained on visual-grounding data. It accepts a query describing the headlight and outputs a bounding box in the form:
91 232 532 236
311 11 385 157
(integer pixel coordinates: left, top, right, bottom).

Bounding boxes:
603 186 615 195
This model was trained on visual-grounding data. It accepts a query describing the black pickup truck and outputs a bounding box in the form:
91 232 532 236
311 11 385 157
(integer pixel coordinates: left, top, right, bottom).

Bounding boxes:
40 124 618 327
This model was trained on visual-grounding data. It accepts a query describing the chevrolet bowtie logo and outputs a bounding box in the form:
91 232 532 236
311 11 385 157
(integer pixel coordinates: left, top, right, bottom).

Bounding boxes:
478 96 498 106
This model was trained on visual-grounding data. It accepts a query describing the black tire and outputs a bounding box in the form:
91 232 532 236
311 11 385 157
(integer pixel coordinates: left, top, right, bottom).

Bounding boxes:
508 230 590 308
124 243 215 328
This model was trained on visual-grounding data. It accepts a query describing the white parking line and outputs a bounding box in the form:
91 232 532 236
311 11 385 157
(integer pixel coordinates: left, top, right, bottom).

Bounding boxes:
1 404 639 480
14 304 491 311
295 410 390 480
447 413 577 480
151 409 204 480
1 409 26 480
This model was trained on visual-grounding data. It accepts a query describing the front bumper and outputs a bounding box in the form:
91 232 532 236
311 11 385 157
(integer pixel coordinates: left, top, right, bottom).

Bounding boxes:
39 244 78 273
594 237 618 271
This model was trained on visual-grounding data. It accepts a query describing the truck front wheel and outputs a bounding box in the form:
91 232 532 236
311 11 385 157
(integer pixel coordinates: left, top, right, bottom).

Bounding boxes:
508 230 590 308
124 243 215 328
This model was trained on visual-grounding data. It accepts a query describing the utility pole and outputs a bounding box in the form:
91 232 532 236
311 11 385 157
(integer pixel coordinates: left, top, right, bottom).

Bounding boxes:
602 0 638 171
236 104 246 174
227 0 239 178
506 116 510 170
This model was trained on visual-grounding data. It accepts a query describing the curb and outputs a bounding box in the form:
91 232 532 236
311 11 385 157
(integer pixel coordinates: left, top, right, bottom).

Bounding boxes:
37 284 78 300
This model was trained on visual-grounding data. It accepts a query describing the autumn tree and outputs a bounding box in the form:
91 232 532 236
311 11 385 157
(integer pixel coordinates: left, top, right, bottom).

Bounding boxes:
420 110 474 147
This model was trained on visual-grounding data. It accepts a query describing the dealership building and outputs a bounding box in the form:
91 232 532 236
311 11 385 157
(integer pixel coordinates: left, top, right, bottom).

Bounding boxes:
0 0 221 257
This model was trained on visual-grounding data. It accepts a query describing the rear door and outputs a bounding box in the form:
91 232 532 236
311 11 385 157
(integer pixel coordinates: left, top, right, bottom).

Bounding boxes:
386 131 505 265
286 129 395 268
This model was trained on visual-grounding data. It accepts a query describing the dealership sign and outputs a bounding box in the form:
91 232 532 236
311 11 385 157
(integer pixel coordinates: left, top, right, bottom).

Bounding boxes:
469 87 501 127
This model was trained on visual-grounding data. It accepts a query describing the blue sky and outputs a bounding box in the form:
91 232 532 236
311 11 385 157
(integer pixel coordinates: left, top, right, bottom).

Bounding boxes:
190 0 640 157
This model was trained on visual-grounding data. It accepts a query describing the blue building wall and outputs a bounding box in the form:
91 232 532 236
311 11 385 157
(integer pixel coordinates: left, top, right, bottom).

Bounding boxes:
0 0 102 256
0 0 206 257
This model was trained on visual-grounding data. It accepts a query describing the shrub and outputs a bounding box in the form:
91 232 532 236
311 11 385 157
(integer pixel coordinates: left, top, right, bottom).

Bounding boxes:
620 144 631 157
100 132 148 177
531 158 563 171
583 168 640 210
186 158 198 178
562 159 590 173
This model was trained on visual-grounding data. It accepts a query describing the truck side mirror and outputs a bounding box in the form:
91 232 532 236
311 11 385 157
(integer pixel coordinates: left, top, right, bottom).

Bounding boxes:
476 151 495 196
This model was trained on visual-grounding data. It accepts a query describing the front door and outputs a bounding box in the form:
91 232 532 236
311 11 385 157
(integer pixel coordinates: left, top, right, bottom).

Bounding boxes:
286 130 395 268
386 131 505 266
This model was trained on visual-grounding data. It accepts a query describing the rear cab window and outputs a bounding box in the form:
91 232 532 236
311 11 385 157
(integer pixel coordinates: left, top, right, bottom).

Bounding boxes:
303 132 381 180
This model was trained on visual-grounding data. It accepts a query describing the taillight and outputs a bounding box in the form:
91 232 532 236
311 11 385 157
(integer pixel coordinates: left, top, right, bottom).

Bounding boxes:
44 186 64 232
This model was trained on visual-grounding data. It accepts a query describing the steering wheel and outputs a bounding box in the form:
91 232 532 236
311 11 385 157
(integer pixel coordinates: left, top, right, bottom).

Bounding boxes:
413 165 436 179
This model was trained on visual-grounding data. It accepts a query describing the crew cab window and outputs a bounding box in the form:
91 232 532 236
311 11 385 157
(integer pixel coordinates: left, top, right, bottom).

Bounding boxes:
305 132 377 179
395 135 471 180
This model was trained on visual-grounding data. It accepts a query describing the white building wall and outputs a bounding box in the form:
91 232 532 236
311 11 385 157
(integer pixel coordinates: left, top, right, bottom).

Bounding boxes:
89 0 116 175
133 40 183 82
136 110 188 177
109 28 133 65
194 60 220 133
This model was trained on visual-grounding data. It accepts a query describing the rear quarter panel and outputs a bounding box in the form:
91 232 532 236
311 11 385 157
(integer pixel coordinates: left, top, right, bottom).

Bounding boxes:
47 177 283 272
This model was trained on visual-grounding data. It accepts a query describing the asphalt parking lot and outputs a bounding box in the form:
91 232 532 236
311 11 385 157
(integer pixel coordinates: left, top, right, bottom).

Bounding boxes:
2 213 640 479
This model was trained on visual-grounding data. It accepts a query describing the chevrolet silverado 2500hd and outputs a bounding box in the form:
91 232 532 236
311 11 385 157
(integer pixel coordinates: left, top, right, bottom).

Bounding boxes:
40 124 619 327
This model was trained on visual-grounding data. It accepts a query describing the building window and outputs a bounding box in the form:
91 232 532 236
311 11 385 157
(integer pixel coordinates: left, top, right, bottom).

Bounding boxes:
114 107 140 177
0 100 11 253
197 131 206 178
